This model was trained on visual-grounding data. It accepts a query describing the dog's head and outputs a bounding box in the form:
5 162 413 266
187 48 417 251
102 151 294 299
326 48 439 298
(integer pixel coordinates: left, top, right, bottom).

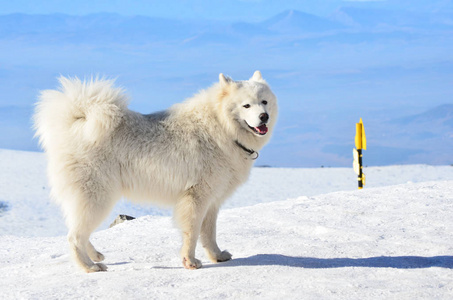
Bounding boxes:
216 71 278 148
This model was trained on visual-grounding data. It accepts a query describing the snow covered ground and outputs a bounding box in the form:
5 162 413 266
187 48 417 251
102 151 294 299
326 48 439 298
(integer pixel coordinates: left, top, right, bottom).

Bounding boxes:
1 149 453 299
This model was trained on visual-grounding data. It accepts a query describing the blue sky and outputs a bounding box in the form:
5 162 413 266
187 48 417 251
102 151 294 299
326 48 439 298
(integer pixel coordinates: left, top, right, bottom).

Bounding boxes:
1 0 452 20
0 0 452 167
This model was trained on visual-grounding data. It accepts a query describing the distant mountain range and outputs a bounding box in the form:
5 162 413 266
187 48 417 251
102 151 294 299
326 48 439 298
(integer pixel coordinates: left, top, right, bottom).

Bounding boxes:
331 7 453 29
397 104 453 128
1 8 452 43
0 9 452 167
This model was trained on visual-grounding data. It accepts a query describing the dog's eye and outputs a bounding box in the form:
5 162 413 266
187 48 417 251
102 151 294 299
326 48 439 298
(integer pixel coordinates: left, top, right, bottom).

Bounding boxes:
243 104 251 109
262 100 268 105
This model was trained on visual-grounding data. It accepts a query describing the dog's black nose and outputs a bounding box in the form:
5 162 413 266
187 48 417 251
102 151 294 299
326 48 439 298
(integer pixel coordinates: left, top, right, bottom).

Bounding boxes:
259 113 269 123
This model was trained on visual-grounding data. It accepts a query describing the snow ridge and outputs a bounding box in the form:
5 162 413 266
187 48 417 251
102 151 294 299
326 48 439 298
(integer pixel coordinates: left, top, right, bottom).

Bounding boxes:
1 177 453 299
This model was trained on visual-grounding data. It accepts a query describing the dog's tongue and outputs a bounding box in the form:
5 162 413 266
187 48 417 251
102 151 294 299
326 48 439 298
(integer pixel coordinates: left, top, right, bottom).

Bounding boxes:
255 124 268 135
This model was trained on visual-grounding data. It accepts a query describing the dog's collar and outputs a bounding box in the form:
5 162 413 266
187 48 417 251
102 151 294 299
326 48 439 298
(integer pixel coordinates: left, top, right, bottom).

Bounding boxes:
234 140 259 160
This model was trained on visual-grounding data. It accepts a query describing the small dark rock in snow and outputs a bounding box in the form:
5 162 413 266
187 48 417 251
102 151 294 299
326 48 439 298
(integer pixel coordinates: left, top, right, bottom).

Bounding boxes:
0 201 10 214
109 214 136 228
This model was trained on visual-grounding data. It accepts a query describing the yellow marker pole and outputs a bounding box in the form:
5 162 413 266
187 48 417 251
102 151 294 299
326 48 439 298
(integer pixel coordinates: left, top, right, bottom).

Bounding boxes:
353 118 366 189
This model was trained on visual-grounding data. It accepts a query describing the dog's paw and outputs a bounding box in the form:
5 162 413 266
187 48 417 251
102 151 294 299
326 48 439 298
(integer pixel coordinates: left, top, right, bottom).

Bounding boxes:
183 257 202 270
86 263 108 273
216 250 232 262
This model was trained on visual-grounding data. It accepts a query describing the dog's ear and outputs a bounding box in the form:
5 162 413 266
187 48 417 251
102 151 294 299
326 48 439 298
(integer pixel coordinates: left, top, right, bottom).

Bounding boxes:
219 73 231 87
250 70 264 82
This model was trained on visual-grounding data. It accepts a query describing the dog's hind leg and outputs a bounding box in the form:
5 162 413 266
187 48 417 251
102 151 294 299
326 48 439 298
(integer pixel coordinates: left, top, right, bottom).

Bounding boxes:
68 229 107 272
87 241 105 262
200 205 232 263
64 191 117 272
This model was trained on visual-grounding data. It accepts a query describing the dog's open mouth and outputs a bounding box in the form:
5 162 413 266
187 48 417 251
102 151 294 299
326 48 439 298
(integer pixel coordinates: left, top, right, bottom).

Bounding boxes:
249 124 268 135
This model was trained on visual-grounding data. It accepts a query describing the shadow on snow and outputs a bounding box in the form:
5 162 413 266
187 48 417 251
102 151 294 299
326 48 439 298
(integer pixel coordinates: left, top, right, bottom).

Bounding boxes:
206 254 453 269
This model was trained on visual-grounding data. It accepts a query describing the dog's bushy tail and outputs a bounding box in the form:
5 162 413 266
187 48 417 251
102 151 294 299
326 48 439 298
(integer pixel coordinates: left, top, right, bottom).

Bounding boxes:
34 77 128 151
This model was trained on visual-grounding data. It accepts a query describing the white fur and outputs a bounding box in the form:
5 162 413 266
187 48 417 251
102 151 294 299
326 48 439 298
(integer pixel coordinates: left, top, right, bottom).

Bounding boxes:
33 71 278 272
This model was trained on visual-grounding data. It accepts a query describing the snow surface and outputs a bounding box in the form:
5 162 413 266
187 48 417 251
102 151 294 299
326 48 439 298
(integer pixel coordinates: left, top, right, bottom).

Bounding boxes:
1 149 453 299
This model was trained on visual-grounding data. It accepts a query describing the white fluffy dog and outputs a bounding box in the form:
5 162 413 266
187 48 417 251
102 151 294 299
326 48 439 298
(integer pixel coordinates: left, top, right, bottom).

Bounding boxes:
34 71 278 272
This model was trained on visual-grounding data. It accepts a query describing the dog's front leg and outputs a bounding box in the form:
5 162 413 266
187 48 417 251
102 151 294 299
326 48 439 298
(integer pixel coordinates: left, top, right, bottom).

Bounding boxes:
200 205 232 263
174 189 207 269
